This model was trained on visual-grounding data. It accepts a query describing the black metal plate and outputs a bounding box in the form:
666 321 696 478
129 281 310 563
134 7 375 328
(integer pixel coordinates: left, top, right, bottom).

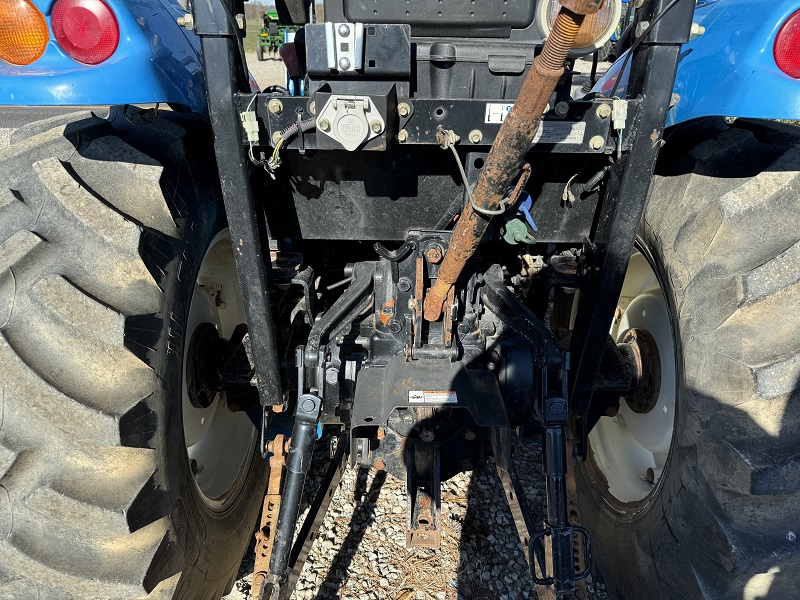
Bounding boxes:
352 356 510 429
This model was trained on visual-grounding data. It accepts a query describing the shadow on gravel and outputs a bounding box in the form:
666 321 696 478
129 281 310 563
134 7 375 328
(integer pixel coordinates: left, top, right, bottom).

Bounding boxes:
453 448 542 600
314 468 386 599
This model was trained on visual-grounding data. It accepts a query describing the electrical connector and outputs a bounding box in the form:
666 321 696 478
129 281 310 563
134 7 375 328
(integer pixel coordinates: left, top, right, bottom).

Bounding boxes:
240 111 259 144
612 99 628 131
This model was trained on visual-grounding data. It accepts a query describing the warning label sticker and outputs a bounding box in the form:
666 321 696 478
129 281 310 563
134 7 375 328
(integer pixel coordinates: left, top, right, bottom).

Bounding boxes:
408 390 458 405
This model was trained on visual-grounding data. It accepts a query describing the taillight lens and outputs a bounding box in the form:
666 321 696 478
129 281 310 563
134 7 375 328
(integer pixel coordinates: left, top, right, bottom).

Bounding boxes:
775 10 800 78
52 0 119 65
0 0 49 65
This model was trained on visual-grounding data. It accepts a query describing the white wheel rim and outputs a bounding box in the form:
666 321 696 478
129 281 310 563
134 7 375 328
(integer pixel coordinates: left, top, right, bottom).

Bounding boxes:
588 251 677 503
183 230 258 508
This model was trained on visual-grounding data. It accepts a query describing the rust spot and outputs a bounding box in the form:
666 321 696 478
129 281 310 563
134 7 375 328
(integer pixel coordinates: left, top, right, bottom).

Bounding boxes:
378 297 395 325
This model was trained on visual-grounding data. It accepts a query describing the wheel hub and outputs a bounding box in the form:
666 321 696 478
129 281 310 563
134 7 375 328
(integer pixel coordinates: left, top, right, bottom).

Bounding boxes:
618 327 661 414
587 250 677 503
186 323 225 409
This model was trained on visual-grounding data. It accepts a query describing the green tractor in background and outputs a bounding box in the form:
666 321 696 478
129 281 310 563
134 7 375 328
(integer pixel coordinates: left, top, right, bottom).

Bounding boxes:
256 10 299 61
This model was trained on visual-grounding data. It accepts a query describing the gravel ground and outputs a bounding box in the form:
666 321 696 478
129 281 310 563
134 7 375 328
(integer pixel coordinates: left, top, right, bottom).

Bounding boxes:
223 438 608 600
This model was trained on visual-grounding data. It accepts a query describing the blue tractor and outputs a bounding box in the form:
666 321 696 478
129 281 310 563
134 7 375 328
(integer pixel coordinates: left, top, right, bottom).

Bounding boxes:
0 1 798 598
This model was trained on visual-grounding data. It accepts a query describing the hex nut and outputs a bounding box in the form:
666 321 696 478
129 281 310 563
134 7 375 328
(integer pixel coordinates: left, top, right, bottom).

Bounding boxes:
398 102 411 118
596 103 612 119
589 135 605 150
397 129 408 143
318 118 331 132
268 99 283 115
370 119 383 134
469 129 483 144
425 244 444 264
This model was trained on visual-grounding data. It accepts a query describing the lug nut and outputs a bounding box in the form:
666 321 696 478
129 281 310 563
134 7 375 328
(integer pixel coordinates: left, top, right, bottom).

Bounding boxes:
398 102 411 118
370 119 383 134
469 129 483 144
397 129 409 143
268 99 283 115
596 103 611 119
318 118 331 132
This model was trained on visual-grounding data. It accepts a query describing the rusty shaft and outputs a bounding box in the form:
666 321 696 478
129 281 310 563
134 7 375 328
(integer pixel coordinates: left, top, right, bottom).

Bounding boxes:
423 4 597 321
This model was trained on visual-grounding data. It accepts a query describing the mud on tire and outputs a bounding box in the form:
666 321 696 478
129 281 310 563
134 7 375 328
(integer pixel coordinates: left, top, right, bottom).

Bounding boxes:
0 108 267 599
576 119 800 599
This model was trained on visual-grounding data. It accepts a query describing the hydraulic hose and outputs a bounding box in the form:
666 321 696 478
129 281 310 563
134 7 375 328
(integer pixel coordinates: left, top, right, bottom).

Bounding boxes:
423 0 605 321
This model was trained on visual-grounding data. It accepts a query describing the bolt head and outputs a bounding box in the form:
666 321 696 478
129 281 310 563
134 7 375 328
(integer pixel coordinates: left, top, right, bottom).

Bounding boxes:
338 56 351 70
589 135 605 150
555 101 569 117
308 100 316 115
325 368 339 385
338 23 350 37
318 118 331 132
596 103 612 119
398 103 410 118
370 119 383 134
397 129 408 143
268 99 283 115
464 429 477 441
425 244 444 264
271 131 282 145
468 129 483 144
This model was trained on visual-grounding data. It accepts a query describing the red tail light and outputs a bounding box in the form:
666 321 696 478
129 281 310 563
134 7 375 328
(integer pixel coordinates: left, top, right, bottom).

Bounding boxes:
51 0 119 65
775 10 800 78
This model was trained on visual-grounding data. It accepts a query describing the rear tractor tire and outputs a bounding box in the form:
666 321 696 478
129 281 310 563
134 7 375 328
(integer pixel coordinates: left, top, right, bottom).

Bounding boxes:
0 108 267 599
576 120 800 599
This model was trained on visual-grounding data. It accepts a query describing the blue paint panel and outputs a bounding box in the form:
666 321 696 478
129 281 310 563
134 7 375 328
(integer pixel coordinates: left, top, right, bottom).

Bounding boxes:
0 0 206 113
596 0 800 125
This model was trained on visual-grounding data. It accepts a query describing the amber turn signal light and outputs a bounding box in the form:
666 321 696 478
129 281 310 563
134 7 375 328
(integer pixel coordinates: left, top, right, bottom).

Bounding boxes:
0 0 49 65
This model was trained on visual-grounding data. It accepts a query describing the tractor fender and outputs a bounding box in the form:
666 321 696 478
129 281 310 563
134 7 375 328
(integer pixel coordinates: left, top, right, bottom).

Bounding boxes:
595 0 800 125
0 0 207 113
